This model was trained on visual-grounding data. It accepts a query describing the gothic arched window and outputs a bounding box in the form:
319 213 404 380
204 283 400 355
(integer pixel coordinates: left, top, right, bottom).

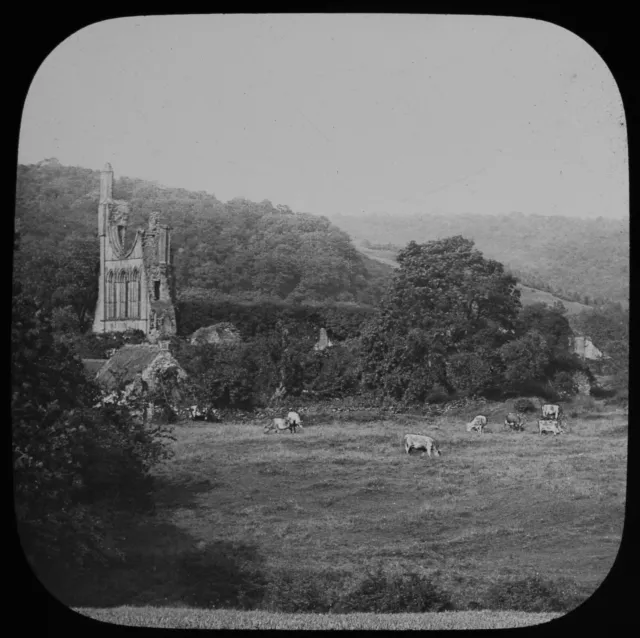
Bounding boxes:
116 270 129 318
128 269 140 319
105 270 115 319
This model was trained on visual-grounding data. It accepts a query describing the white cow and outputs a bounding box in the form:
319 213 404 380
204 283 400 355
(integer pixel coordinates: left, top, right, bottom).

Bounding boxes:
287 411 303 432
541 404 561 420
404 434 441 457
466 415 488 433
504 412 526 431
264 417 295 434
538 419 564 436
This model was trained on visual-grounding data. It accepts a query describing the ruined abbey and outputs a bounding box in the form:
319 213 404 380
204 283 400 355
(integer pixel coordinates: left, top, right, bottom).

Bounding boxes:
92 163 177 340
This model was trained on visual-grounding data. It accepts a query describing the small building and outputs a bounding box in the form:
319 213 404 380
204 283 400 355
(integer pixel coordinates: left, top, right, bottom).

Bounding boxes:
96 342 187 394
572 336 606 361
190 322 242 346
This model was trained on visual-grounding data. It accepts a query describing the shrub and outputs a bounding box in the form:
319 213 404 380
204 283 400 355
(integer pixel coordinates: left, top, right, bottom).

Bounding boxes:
513 398 537 413
425 385 450 405
340 567 454 613
483 575 587 613
551 370 578 398
590 385 617 399
568 394 604 415
260 571 336 613
13 288 174 570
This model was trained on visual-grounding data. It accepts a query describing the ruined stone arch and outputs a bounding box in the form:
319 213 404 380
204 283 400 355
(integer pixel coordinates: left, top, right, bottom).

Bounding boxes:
128 268 141 319
116 269 129 318
105 270 115 319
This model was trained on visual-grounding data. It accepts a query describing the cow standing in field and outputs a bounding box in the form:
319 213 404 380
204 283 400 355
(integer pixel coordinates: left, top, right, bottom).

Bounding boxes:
264 417 296 434
538 419 564 436
466 415 487 433
504 412 526 431
287 411 303 433
541 404 561 421
404 434 441 457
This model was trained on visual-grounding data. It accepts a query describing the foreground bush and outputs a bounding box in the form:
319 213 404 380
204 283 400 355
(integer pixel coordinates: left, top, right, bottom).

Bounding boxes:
339 568 455 613
13 287 174 570
260 571 337 613
513 398 537 413
482 575 587 613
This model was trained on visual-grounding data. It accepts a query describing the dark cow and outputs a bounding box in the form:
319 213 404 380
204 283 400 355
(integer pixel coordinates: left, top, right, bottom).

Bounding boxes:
504 412 526 431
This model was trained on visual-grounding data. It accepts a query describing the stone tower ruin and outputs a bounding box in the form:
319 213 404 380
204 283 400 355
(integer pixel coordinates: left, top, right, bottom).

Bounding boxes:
92 163 177 340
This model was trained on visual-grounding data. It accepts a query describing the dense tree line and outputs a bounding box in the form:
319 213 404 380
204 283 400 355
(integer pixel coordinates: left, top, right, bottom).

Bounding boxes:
359 237 592 404
14 162 390 318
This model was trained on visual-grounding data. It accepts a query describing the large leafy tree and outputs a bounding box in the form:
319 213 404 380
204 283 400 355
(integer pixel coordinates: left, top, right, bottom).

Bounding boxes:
12 260 173 568
361 236 521 403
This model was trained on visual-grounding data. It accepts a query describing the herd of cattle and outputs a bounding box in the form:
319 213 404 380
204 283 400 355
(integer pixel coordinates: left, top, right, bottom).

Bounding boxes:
99 394 566 461
104 392 566 455
258 403 567 459
466 403 565 436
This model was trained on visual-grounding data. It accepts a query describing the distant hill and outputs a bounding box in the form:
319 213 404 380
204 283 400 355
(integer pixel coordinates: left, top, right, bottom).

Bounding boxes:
16 161 619 318
517 285 591 317
355 244 592 319
330 211 629 306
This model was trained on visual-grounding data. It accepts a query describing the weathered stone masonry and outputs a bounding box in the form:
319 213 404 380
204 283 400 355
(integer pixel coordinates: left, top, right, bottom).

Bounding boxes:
92 163 177 340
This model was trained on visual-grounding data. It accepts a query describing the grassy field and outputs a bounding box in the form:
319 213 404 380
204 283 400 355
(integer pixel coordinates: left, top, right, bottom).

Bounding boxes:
58 401 626 627
77 607 563 629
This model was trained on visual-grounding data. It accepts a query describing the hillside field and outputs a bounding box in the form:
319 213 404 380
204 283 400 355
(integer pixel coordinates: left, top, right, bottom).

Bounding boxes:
356 245 593 317
49 399 626 629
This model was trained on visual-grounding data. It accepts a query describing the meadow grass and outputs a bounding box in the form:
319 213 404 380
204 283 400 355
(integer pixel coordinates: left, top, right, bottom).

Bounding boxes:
77 607 563 629
55 406 626 623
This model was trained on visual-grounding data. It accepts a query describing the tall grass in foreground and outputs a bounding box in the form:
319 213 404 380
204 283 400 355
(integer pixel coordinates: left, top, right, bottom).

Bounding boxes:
77 607 564 630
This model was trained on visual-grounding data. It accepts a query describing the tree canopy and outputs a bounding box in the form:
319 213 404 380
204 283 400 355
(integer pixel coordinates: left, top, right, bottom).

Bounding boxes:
361 236 521 402
14 162 390 313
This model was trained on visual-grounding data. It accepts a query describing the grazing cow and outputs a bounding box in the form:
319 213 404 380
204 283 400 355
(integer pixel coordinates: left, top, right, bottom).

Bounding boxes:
466 415 488 433
404 434 441 457
541 404 561 421
504 412 526 431
264 417 295 434
287 411 303 432
538 419 563 436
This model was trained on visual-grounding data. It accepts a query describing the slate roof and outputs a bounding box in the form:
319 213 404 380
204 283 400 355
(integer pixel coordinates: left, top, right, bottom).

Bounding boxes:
82 359 108 378
96 345 164 390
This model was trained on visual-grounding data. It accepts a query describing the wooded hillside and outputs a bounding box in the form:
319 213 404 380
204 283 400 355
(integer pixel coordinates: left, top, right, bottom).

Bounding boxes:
14 161 389 308
330 211 629 306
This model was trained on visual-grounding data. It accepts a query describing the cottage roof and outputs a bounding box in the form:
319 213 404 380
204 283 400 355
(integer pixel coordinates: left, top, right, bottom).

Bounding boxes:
82 358 108 378
96 345 164 390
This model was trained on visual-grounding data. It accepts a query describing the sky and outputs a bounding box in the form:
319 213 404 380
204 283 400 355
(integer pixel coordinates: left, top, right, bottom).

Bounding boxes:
18 14 628 219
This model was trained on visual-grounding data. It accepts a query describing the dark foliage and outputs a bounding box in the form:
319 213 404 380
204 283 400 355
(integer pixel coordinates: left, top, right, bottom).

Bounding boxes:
482 575 587 613
340 567 455 613
176 298 375 341
513 398 537 413
15 162 390 312
361 236 521 404
12 282 174 570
